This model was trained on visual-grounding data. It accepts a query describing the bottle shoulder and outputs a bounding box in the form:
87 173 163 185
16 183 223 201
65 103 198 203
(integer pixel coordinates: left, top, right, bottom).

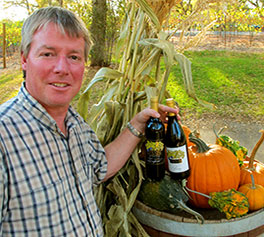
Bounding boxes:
146 117 164 129
165 120 186 146
145 117 165 140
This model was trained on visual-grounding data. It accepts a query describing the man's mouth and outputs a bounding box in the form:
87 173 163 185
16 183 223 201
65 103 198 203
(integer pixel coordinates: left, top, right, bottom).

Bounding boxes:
52 83 68 88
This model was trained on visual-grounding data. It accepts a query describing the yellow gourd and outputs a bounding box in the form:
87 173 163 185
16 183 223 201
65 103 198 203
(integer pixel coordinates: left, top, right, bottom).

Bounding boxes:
238 174 264 211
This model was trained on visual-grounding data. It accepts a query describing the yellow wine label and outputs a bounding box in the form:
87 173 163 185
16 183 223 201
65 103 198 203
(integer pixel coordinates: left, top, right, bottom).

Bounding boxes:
146 140 164 163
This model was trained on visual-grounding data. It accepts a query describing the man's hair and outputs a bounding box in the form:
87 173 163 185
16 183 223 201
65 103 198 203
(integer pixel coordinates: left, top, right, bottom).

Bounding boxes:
21 6 91 62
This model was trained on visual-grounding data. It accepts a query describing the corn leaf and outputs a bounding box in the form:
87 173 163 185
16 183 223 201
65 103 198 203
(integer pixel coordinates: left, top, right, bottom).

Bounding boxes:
139 38 175 67
88 82 119 128
77 89 91 120
107 178 128 210
105 205 125 236
104 101 125 144
135 0 161 30
82 67 123 94
115 4 132 58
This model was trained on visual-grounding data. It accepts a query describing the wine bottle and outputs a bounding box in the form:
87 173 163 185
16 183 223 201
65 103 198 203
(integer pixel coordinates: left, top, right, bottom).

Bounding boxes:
165 98 190 180
145 96 165 181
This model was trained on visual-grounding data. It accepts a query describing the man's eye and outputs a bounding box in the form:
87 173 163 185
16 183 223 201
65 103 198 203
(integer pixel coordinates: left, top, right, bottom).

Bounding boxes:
70 55 79 60
42 52 53 57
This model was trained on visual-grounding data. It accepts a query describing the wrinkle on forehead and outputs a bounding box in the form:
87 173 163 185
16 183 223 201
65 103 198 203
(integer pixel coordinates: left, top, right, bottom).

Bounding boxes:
36 21 83 39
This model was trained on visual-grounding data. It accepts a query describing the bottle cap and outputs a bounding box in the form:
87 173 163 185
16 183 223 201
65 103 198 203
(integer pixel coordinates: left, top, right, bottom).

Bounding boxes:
166 98 175 107
166 98 176 116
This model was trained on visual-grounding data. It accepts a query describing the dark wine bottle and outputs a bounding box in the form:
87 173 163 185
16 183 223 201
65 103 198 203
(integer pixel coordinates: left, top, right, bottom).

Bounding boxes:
165 98 190 180
145 96 165 181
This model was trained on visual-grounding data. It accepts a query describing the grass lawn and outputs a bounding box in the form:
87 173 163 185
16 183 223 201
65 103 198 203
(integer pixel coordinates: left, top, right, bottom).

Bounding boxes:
0 69 23 103
0 50 263 122
167 50 264 121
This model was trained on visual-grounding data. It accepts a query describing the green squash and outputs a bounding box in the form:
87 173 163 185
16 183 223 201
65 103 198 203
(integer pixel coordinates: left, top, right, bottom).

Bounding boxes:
138 174 204 223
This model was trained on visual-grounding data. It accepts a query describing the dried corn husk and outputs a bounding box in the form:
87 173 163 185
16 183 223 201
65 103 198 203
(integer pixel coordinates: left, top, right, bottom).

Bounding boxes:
145 0 182 24
78 0 218 235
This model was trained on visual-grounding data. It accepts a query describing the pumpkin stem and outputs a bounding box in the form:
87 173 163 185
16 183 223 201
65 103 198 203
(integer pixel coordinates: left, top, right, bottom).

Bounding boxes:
248 130 264 169
189 134 211 153
213 123 227 139
185 186 211 199
250 173 256 190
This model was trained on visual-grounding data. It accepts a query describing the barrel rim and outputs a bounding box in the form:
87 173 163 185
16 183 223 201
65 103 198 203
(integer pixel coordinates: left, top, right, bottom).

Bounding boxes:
133 200 264 236
134 200 264 224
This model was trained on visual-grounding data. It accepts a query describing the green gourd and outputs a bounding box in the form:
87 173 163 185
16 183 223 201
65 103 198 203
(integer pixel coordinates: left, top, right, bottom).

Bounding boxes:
137 174 204 223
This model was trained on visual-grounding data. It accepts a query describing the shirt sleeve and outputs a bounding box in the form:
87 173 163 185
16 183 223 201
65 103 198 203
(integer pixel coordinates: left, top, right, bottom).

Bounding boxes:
90 135 108 185
79 123 108 185
0 148 8 234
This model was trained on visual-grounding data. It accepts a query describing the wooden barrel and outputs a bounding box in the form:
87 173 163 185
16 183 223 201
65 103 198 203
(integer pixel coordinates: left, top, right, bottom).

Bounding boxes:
133 200 264 237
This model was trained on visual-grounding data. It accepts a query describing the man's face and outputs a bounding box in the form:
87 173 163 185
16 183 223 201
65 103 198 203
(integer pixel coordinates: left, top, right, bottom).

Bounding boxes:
21 22 85 112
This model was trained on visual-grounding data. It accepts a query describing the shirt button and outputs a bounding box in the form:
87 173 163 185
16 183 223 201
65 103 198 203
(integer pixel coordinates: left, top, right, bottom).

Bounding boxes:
83 200 88 207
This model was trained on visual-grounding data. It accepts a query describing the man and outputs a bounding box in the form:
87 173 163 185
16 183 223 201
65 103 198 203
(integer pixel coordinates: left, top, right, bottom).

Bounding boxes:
0 7 179 236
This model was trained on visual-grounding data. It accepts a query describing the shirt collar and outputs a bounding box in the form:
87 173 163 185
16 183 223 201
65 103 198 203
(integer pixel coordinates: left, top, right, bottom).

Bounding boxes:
17 82 84 133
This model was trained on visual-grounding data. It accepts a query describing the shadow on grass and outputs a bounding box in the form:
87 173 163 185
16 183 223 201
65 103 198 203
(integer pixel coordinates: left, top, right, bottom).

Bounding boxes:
168 51 264 119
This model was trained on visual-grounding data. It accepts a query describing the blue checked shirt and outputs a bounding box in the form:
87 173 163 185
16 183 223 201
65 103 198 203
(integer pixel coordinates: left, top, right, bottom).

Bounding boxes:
0 82 108 236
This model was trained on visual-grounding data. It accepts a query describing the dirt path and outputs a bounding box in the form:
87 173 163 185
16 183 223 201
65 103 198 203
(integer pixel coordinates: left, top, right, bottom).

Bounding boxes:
183 114 264 163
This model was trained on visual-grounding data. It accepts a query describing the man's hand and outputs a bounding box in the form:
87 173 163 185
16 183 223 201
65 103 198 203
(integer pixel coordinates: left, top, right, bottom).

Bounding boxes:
129 104 180 135
103 103 180 181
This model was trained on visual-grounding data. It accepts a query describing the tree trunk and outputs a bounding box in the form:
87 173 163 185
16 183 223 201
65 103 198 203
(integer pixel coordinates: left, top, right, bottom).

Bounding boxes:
90 0 107 66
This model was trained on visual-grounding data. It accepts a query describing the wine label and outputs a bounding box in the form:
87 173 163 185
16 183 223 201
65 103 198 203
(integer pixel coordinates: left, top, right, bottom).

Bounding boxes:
145 140 164 163
167 145 189 173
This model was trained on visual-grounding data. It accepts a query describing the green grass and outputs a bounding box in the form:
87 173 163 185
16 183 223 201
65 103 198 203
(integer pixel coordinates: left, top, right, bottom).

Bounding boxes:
1 50 263 122
167 50 264 121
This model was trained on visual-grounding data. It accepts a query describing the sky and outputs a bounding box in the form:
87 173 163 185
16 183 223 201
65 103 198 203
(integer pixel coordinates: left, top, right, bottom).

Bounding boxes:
0 2 29 21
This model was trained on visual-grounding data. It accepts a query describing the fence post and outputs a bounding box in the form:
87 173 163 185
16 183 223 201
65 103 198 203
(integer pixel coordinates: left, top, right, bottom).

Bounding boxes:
3 23 6 69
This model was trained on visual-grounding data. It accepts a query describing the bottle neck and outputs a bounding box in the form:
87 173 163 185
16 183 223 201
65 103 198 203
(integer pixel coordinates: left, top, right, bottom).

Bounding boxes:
150 102 159 112
166 98 177 117
167 111 176 117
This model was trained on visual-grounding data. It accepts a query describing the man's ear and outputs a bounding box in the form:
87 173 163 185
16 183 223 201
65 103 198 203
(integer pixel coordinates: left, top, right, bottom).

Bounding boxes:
21 52 27 71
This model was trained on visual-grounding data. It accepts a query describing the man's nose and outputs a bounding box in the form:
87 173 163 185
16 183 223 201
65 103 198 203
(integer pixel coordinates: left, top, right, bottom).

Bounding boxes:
53 56 69 75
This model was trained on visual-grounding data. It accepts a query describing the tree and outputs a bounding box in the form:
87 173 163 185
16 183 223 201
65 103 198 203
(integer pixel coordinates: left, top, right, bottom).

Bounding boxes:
90 0 107 66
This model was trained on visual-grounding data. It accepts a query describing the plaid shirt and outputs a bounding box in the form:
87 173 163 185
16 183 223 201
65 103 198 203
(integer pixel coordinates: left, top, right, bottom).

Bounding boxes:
0 83 108 236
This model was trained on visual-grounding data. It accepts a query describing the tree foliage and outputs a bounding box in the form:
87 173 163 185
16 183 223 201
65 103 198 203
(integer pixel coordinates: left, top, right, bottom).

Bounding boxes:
1 0 263 62
168 0 264 41
0 20 23 52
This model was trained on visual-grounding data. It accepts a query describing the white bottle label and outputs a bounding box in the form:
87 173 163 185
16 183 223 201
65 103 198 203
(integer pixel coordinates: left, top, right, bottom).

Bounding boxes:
167 145 189 173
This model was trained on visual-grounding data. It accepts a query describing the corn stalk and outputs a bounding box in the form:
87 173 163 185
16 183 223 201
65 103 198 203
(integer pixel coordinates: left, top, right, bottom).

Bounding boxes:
77 0 216 235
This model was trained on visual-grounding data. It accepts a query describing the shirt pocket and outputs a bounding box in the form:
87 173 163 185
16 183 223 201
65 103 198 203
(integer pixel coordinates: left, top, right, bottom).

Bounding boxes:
7 176 83 236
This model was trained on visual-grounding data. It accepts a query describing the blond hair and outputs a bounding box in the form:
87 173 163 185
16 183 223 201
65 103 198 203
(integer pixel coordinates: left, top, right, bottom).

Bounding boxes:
21 6 91 62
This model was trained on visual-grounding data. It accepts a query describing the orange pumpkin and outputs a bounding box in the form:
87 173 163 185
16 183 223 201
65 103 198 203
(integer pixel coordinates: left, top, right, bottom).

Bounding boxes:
240 130 264 187
238 174 264 211
187 135 241 208
182 125 191 145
